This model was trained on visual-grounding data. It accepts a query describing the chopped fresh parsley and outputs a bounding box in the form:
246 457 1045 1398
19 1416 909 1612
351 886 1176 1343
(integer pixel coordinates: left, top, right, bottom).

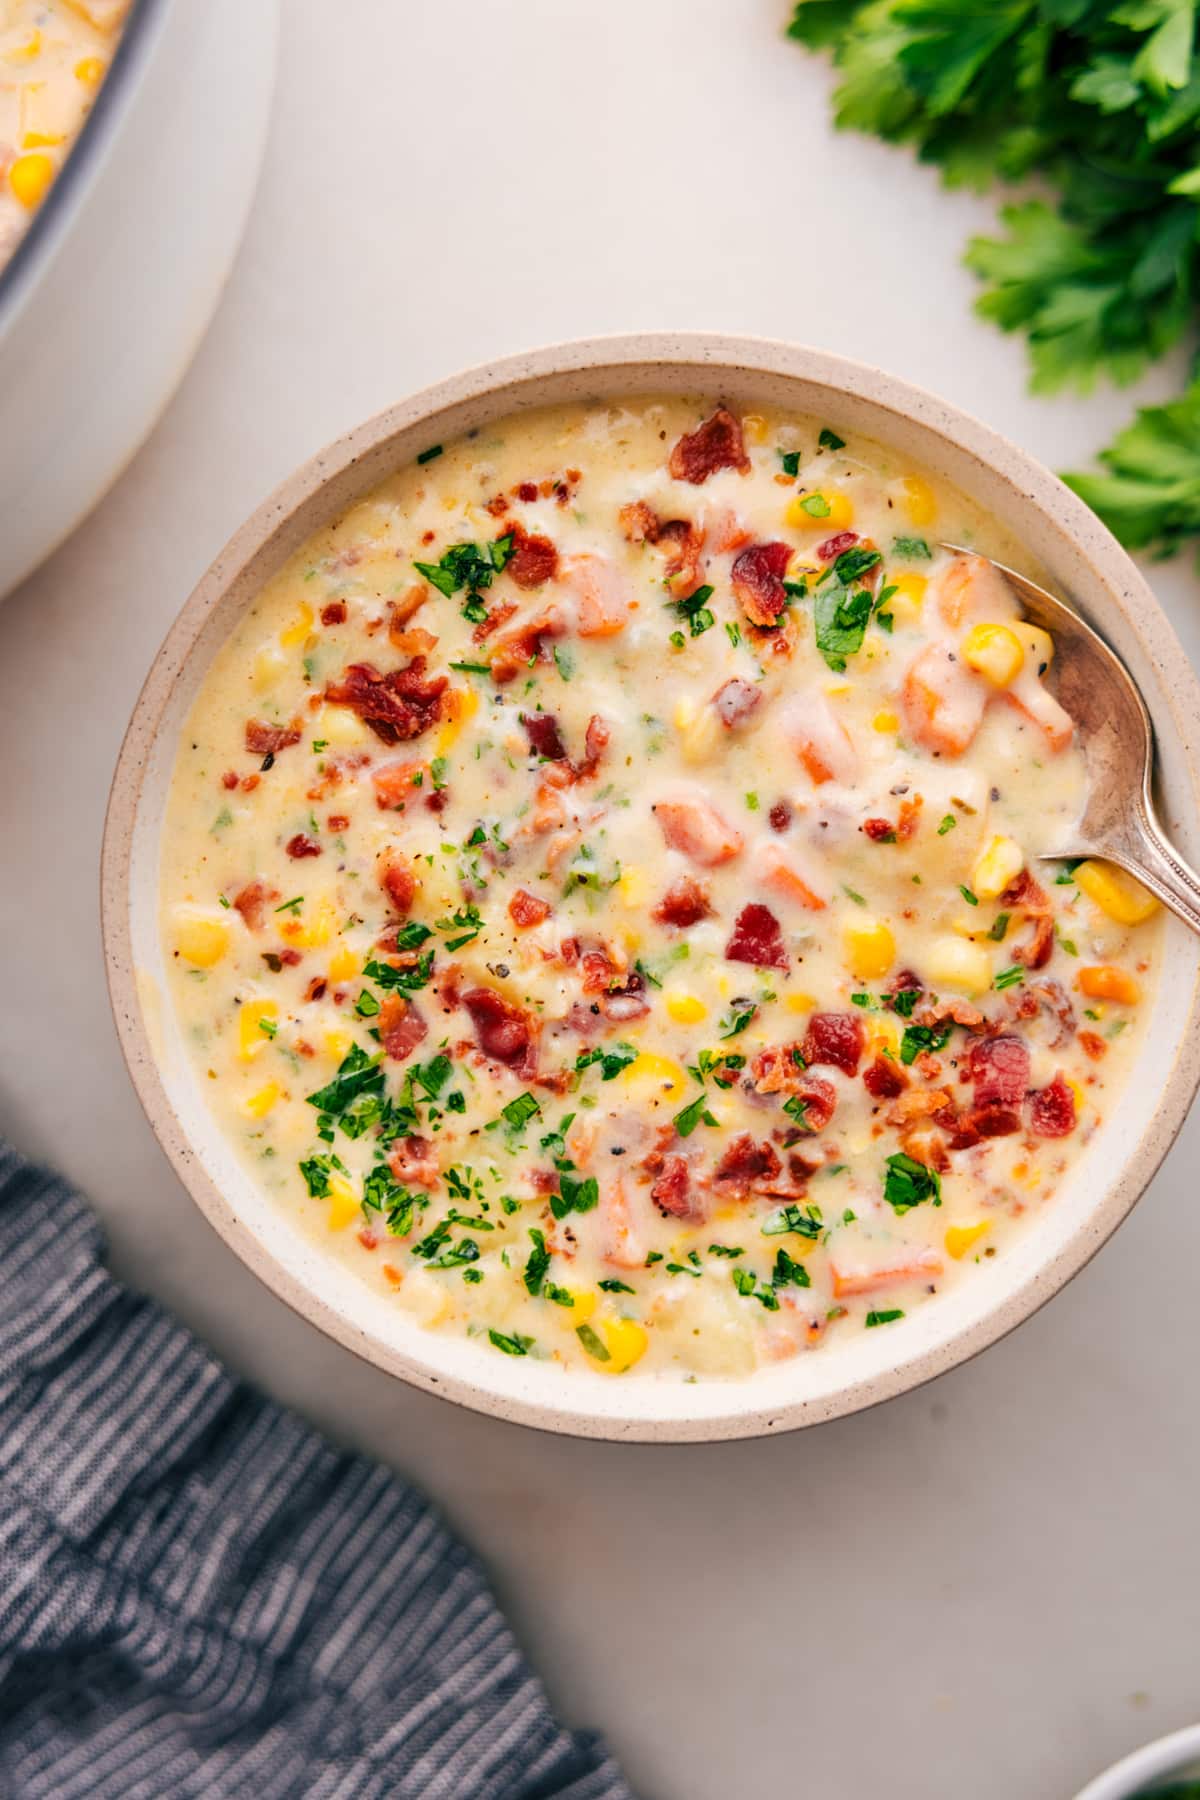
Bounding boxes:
551 1170 600 1220
900 1023 952 1066
814 578 875 671
866 1309 905 1328
488 1328 534 1357
673 1093 719 1138
305 1045 384 1116
762 1202 822 1241
575 1322 611 1362
501 1091 541 1131
363 951 434 992
416 443 443 465
994 965 1025 990
779 448 802 475
883 1152 942 1214
575 1042 638 1081
818 427 845 451
937 814 956 836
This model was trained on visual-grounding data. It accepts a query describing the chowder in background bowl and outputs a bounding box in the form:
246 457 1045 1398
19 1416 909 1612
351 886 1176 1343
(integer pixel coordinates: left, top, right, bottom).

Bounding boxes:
102 335 1200 1442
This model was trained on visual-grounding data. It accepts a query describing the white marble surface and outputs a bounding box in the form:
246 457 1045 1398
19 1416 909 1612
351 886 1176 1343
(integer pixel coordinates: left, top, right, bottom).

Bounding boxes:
3 3 1199 1794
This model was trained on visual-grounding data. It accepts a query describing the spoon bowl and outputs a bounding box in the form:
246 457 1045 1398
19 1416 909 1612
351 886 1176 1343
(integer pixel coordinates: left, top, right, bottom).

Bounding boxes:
946 547 1200 936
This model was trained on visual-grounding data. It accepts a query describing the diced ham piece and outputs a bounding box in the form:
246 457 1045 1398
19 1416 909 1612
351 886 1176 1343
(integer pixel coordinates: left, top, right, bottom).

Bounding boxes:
1029 1073 1077 1138
561 552 633 637
713 1133 781 1199
966 1033 1030 1112
802 1012 864 1076
325 657 447 746
816 530 858 562
901 645 988 757
231 880 278 932
378 995 428 1063
522 712 568 760
712 679 762 729
778 692 859 787
462 986 538 1076
731 541 792 627
505 523 559 589
601 1177 646 1270
652 875 712 929
379 852 417 916
725 902 789 972
650 1154 697 1219
508 888 552 929
668 408 750 484
654 794 744 866
245 719 301 757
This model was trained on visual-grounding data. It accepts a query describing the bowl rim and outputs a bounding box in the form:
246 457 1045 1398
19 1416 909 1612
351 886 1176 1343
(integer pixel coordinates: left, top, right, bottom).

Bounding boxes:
101 331 1200 1442
1073 1721 1200 1798
0 0 170 334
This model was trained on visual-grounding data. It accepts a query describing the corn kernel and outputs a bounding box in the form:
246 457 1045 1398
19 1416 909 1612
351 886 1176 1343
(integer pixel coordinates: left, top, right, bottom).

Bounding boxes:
7 31 42 61
174 912 229 968
434 684 480 756
242 1081 282 1119
843 918 895 980
1079 964 1140 1005
926 936 992 997
619 925 642 953
1014 622 1054 674
868 1018 900 1057
962 622 1024 688
279 602 315 649
945 1220 990 1260
665 991 707 1025
601 1316 649 1372
237 999 279 1061
972 834 1024 900
75 55 106 83
1075 860 1160 925
742 413 769 445
324 1028 352 1062
901 474 937 526
313 703 369 747
622 1052 688 1101
784 992 816 1014
673 694 722 765
326 1179 360 1233
786 490 853 531
617 866 649 908
328 945 359 983
873 709 899 733
279 897 336 949
564 1288 597 1324
887 571 927 626
1066 1077 1085 1116
9 151 54 210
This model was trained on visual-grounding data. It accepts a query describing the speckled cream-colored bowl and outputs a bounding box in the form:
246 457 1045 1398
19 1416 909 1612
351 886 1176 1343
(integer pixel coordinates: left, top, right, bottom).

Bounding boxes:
102 335 1200 1442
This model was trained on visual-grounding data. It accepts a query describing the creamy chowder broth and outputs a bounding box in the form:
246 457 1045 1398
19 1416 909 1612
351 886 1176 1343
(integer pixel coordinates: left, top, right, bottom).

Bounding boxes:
0 0 129 270
159 397 1161 1380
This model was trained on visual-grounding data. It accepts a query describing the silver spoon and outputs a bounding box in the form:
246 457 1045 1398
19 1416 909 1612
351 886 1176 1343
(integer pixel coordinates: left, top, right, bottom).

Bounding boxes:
943 546 1200 935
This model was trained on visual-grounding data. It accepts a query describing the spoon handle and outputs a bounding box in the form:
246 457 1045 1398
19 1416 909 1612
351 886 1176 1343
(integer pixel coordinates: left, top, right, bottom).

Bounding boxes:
1110 801 1200 938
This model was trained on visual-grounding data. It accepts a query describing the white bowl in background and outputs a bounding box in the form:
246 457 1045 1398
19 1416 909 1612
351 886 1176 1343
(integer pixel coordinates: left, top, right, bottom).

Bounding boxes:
0 0 279 601
102 334 1200 1442
1075 1723 1200 1799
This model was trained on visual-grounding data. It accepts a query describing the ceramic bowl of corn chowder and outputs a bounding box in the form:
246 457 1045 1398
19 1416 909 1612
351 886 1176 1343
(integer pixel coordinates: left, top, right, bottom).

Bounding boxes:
103 335 1200 1442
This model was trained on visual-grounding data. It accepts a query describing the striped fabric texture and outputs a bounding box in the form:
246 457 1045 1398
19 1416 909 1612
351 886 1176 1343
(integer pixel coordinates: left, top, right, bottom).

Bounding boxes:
0 1142 634 1800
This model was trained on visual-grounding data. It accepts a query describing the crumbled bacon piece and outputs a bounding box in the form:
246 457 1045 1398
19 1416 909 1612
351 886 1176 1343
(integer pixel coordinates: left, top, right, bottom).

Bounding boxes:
999 868 1052 915
619 500 660 544
815 530 858 562
1028 977 1076 1048
966 1034 1030 1110
516 481 539 503
321 600 348 626
897 797 923 841
522 712 568 761
221 770 239 790
713 1133 781 1199
388 587 428 635
462 986 539 1075
886 969 923 1004
786 1075 837 1133
506 522 560 589
231 880 279 932
913 996 985 1033
509 888 552 929
388 1133 440 1189
802 1012 864 1076
577 714 610 779
324 657 447 745
1079 1030 1106 1061
473 599 517 643
278 947 302 967
652 876 712 929
725 902 789 972
651 1154 697 1219
863 1055 907 1100
731 541 792 627
378 995 428 1063
668 408 750 484
750 1044 806 1094
1029 1073 1077 1138
245 719 301 757
712 679 762 729
328 813 349 831
768 800 793 833
379 852 417 916
1014 914 1055 970
617 502 706 597
862 817 896 842
285 833 322 859
488 607 564 683
304 977 327 1003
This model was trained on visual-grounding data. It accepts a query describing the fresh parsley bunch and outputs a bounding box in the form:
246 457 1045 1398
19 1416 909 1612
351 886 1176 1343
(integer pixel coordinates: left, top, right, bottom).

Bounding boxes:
789 0 1200 560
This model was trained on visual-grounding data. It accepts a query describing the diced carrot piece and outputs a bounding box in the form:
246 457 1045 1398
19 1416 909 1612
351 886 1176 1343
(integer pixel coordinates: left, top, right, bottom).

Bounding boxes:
704 506 752 554
901 646 987 756
935 552 1012 629
1079 965 1140 1005
831 1250 943 1298
778 693 859 787
654 794 744 866
601 1177 646 1270
372 761 426 809
562 552 633 637
757 843 827 911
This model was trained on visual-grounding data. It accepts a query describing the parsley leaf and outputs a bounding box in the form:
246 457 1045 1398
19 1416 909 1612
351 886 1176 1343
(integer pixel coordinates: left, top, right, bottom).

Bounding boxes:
883 1151 942 1214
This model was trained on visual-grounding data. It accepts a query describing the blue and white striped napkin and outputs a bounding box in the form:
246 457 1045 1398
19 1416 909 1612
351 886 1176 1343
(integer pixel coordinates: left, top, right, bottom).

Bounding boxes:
0 1141 634 1800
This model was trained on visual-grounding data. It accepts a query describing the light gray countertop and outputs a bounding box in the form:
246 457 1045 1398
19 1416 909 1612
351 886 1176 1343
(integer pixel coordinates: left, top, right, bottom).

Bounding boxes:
3 4 1198 1795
